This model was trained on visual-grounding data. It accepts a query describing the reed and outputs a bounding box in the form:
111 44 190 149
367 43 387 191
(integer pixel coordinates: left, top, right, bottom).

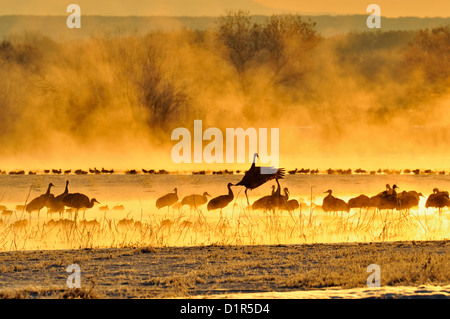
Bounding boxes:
0 198 447 252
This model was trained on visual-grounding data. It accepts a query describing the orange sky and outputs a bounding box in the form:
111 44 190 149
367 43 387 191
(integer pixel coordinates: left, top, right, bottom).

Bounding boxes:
256 0 450 17
0 0 448 17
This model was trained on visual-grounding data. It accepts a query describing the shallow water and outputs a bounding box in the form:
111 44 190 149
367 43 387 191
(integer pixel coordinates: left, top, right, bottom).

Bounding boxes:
1 173 450 208
0 173 449 251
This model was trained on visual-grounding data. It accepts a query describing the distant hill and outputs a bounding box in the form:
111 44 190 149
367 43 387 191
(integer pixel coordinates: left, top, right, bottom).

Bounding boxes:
0 0 278 16
1 15 449 39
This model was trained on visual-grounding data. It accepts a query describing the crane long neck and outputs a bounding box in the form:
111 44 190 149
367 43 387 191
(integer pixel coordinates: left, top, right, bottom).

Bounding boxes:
87 199 97 208
228 184 233 197
251 153 258 168
275 179 281 196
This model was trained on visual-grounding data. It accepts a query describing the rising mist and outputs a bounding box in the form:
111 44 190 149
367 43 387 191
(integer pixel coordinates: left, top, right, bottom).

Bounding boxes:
0 12 449 171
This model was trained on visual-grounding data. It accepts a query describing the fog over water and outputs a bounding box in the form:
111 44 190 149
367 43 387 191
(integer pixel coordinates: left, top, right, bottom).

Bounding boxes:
0 13 449 173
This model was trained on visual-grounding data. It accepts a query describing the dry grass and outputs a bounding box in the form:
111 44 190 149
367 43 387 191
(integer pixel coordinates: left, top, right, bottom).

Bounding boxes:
0 240 448 298
0 203 448 251
0 202 448 298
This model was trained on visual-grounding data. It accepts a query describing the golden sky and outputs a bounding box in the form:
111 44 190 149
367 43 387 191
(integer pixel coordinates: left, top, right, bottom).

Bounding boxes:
0 0 448 17
256 0 450 17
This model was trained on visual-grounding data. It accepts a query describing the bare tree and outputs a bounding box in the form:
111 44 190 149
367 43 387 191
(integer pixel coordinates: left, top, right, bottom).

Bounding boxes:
132 42 191 129
215 11 320 85
215 10 263 72
405 26 450 83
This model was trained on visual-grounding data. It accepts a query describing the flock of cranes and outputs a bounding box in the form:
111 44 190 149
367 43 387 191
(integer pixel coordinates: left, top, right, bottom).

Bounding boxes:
24 180 99 219
155 153 450 216
322 184 450 214
155 153 291 216
18 153 450 224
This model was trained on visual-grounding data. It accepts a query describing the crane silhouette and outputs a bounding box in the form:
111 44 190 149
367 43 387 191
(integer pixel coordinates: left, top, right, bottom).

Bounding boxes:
266 179 288 211
181 192 210 209
425 188 450 214
348 194 371 209
282 187 300 211
207 183 234 217
26 183 54 220
322 189 349 214
48 180 69 217
156 188 179 211
236 153 285 205
397 190 423 211
62 192 99 220
251 185 276 210
369 185 399 211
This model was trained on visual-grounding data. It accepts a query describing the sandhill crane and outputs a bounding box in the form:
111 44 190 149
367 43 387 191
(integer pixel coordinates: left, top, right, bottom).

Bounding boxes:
79 219 100 230
181 192 210 209
160 219 174 229
207 183 234 217
376 184 392 196
430 188 449 198
398 190 423 211
348 194 371 209
26 183 54 220
267 179 288 211
322 189 349 214
286 198 300 211
280 187 300 211
62 192 99 220
1 209 13 219
48 180 69 216
12 219 28 231
236 153 285 205
118 218 134 229
156 188 179 210
425 188 450 214
370 185 399 211
251 185 276 210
